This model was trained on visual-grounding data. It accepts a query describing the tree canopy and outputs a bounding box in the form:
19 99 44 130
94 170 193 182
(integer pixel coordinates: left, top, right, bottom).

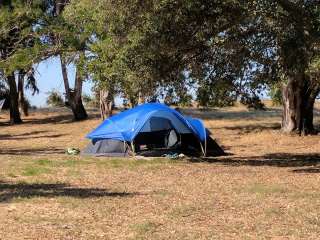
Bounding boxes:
0 0 319 133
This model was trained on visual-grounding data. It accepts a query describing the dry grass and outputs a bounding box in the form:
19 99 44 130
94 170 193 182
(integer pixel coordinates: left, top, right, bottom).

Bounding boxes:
0 103 320 240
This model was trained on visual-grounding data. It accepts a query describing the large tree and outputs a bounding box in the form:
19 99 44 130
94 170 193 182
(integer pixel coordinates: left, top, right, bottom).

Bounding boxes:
51 0 88 120
96 0 319 134
251 0 320 134
0 0 46 124
64 0 248 106
47 0 320 134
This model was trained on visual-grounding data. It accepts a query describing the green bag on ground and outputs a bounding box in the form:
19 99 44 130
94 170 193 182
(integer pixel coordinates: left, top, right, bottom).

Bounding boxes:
66 148 80 155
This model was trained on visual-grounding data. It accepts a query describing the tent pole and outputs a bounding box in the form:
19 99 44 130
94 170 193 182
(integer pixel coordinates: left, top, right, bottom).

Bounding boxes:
199 142 205 157
130 141 136 156
204 128 207 157
123 140 127 156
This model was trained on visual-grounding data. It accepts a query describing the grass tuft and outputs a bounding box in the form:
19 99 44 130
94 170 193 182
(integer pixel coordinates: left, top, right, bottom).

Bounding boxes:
22 166 51 176
246 183 287 196
131 221 158 239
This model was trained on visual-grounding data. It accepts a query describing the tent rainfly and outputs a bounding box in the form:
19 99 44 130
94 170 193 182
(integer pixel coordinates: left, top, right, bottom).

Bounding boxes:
82 103 225 157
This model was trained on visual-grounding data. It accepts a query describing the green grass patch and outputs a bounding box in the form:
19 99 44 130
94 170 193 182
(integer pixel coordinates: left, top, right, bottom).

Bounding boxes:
289 191 320 200
96 158 179 169
22 165 51 176
7 172 18 178
244 183 287 196
37 159 52 166
7 157 178 178
19 158 88 177
264 207 283 217
170 204 200 219
152 189 170 197
130 221 158 239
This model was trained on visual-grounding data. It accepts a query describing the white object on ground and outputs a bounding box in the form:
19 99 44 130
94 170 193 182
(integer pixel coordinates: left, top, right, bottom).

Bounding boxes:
0 99 5 112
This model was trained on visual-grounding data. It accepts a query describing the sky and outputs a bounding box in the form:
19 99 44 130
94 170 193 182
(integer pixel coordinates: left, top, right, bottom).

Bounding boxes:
25 57 93 107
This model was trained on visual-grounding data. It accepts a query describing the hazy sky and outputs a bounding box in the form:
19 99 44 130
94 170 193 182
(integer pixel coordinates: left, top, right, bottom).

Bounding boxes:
26 57 93 107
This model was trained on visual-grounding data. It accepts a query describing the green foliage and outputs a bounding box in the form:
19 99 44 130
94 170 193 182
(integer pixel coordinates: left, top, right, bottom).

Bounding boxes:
0 0 53 73
0 76 8 98
1 0 320 114
197 79 236 108
240 95 266 111
269 83 283 106
63 0 248 106
46 90 64 107
82 94 98 108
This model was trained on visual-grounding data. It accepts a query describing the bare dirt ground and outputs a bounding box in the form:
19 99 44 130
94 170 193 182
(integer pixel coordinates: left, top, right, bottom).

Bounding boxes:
0 103 320 240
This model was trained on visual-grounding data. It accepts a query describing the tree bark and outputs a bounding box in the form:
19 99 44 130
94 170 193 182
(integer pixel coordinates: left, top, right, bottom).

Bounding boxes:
60 56 71 101
302 96 315 135
300 76 320 135
138 91 145 105
7 73 22 124
281 74 319 135
99 90 114 120
60 56 88 121
54 0 68 16
72 70 88 120
281 78 302 133
128 94 138 108
18 70 28 116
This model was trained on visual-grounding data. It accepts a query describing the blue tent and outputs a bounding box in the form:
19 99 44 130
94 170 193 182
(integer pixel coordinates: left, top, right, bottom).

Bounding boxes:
84 103 224 157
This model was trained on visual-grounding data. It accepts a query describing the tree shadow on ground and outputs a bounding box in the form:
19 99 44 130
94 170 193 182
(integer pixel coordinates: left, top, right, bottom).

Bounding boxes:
191 153 320 170
292 167 320 173
1 111 101 126
0 181 139 203
0 113 75 125
0 130 66 140
24 112 101 125
218 123 281 134
24 114 75 125
0 121 10 127
181 108 282 120
0 147 65 155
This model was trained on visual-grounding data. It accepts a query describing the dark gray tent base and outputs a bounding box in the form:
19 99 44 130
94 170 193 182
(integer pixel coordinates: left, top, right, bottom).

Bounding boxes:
81 139 131 157
81 134 225 158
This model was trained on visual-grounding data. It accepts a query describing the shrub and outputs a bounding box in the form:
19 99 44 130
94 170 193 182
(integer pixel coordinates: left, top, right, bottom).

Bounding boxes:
82 94 99 108
46 90 64 107
269 83 283 106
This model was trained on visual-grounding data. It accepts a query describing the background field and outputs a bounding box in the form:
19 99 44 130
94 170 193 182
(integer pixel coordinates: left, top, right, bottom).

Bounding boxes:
1 103 320 239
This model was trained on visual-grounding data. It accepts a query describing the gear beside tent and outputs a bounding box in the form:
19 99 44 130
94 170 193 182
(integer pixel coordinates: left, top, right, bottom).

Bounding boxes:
0 99 5 112
82 103 225 157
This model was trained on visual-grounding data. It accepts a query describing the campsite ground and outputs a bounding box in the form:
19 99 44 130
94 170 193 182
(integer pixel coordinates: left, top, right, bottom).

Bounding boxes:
0 103 320 240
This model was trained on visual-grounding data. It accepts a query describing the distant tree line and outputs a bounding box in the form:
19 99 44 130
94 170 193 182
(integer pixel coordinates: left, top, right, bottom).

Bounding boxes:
0 0 319 135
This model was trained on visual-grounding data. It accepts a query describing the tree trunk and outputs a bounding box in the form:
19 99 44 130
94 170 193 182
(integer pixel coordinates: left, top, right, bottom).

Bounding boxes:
300 77 320 135
281 78 302 133
281 74 318 135
54 0 68 16
72 70 88 120
100 90 114 120
60 55 87 121
138 91 145 105
60 56 71 101
18 70 28 116
302 96 315 135
128 94 138 108
7 73 22 124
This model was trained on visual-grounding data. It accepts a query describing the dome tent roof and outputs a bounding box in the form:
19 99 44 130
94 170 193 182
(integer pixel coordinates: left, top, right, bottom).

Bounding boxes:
87 103 206 142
